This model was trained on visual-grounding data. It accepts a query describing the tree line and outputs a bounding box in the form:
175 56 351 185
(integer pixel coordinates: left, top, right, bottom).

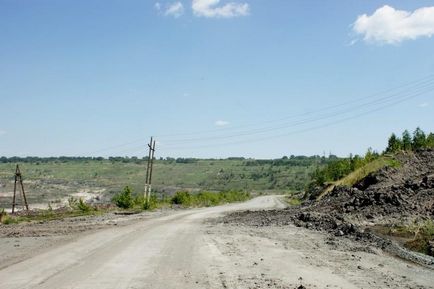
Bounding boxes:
308 148 379 189
385 127 434 153
307 127 433 195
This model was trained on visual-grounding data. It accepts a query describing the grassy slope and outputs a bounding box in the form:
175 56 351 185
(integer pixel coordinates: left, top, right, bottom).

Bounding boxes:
318 156 399 199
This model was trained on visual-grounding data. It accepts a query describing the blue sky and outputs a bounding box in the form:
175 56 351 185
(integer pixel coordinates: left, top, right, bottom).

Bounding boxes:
1 0 433 158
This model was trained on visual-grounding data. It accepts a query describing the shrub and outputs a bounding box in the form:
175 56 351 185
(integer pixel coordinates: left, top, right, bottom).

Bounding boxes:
68 197 78 209
134 194 145 207
171 191 192 206
68 197 93 212
197 191 220 207
1 211 18 225
404 220 434 256
143 195 158 210
0 208 6 223
170 190 250 207
112 186 134 209
77 198 92 212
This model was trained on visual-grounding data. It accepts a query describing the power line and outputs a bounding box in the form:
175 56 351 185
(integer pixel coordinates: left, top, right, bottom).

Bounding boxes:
158 80 434 145
83 74 434 156
155 74 434 138
158 86 431 150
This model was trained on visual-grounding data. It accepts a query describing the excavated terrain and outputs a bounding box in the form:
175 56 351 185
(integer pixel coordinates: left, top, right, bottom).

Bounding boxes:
222 149 434 266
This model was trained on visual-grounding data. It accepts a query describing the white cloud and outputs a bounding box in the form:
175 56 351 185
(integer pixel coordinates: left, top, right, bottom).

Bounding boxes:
353 5 434 44
192 0 249 18
154 2 161 11
165 2 184 18
0 130 6 136
215 120 230 126
419 102 429 108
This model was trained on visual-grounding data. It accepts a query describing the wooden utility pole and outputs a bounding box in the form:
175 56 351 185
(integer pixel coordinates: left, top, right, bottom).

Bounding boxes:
12 164 29 214
144 137 156 203
144 136 153 201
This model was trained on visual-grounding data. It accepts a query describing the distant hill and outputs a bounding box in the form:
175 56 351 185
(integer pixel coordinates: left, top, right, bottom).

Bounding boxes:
0 155 334 209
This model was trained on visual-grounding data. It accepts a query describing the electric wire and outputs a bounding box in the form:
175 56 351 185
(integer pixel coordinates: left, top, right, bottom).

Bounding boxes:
85 74 434 155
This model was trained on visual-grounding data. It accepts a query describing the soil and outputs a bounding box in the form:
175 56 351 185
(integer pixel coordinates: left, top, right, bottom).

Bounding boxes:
2 196 433 289
0 209 173 270
221 149 434 267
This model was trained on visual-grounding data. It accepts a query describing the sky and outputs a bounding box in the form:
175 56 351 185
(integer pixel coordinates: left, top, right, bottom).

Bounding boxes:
0 0 433 158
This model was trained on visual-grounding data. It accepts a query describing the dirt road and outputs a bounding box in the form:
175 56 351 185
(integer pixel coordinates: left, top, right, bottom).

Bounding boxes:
0 196 433 289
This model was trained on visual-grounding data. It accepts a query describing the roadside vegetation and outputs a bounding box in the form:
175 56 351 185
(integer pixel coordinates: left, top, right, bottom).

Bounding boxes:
0 197 106 225
373 220 434 256
170 190 251 207
403 220 434 256
306 127 433 199
111 186 251 210
1 186 251 225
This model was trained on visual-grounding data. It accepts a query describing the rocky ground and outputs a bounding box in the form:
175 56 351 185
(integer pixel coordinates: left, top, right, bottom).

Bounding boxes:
221 149 434 268
203 222 433 289
314 149 434 224
2 196 433 289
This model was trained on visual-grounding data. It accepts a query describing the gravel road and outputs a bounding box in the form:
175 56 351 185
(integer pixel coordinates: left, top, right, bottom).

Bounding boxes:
0 196 432 289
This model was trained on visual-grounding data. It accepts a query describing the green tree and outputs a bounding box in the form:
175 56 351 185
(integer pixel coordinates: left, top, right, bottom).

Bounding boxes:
412 127 427 150
402 130 412 151
386 133 402 153
364 147 378 162
426 133 434 148
112 186 134 209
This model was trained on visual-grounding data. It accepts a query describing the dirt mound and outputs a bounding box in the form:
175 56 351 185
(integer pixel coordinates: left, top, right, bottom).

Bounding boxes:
314 149 434 223
222 149 434 265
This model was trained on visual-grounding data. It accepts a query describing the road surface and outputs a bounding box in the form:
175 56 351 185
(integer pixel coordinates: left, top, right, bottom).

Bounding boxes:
0 196 433 289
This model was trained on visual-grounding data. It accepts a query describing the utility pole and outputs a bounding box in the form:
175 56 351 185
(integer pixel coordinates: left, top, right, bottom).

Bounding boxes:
12 164 29 214
144 137 156 203
144 137 152 201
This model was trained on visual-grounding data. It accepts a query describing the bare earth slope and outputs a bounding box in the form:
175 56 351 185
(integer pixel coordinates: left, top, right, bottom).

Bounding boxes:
1 195 433 289
223 150 434 270
316 149 434 223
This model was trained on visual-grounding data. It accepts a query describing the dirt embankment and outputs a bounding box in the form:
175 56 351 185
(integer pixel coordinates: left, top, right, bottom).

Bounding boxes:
223 149 434 267
314 149 434 223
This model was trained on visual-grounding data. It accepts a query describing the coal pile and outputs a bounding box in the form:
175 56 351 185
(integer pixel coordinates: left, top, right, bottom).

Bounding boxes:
221 150 434 264
315 149 434 222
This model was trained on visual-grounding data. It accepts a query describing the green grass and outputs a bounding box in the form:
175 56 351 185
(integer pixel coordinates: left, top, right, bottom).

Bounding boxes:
318 156 400 199
169 190 251 208
1 190 251 225
404 220 434 256
0 206 107 225
0 157 326 208
286 196 302 206
373 220 434 256
334 156 399 187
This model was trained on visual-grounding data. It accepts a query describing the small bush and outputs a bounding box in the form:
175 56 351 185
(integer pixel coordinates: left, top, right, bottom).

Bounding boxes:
77 198 92 212
404 220 434 256
1 212 18 225
68 197 78 209
67 197 93 212
171 191 192 206
170 190 250 207
143 195 158 210
197 192 220 207
112 186 134 209
0 208 6 223
287 197 302 206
